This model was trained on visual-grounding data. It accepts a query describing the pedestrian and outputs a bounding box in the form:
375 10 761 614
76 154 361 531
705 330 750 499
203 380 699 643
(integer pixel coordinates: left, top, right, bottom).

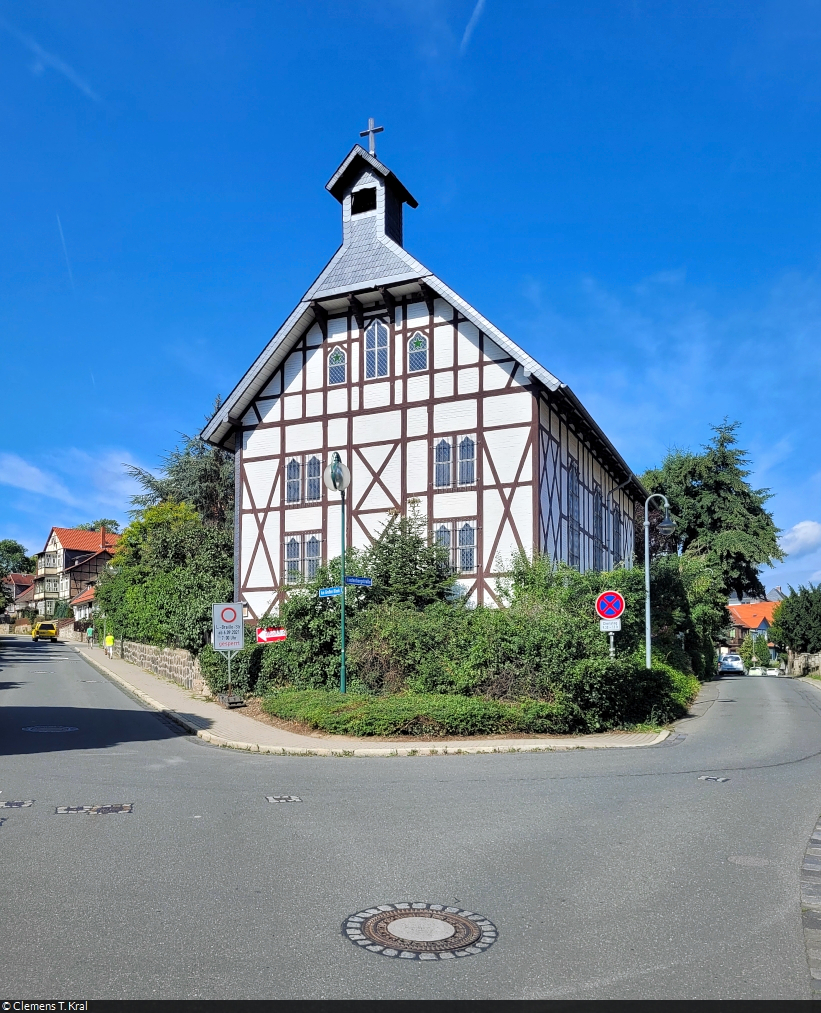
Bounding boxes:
105 632 115 660
86 624 93 648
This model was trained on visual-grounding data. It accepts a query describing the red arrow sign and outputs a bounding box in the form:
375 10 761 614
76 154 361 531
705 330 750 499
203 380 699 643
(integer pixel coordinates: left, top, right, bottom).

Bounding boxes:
256 627 287 643
595 591 625 620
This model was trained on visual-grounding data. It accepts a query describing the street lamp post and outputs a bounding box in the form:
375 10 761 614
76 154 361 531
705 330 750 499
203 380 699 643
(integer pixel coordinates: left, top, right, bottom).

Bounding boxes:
644 493 676 670
323 452 351 693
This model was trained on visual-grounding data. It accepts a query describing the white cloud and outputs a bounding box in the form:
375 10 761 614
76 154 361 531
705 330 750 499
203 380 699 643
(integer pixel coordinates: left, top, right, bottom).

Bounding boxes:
460 0 486 55
0 453 78 505
780 520 821 560
0 16 101 102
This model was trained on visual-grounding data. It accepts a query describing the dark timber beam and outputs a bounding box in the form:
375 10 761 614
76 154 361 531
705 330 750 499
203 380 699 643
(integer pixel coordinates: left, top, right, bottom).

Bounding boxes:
419 281 436 316
311 301 328 339
378 286 396 320
348 294 365 331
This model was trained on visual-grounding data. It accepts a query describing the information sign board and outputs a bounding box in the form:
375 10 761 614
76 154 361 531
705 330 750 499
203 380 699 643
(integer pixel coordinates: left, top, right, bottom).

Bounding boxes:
599 619 622 633
319 586 343 598
344 576 373 587
257 627 287 643
212 603 244 652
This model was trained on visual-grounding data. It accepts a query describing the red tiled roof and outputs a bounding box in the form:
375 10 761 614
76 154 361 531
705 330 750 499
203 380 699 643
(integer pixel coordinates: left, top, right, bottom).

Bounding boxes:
3 573 34 588
70 586 96 606
43 527 121 553
15 585 35 603
727 602 779 629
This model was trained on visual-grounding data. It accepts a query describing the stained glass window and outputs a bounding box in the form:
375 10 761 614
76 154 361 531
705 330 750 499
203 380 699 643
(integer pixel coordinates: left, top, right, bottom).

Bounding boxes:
328 347 346 385
458 436 475 486
408 332 428 372
306 457 321 502
612 507 622 566
593 482 603 572
434 439 452 488
305 535 321 580
568 462 581 570
365 320 389 379
285 538 301 583
286 459 301 504
458 522 476 572
435 524 451 553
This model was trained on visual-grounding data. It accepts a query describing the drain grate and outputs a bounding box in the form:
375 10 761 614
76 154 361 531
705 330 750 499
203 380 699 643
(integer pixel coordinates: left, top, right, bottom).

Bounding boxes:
266 795 302 803
0 800 34 808
55 803 133 815
22 725 78 733
343 903 497 960
698 775 730 783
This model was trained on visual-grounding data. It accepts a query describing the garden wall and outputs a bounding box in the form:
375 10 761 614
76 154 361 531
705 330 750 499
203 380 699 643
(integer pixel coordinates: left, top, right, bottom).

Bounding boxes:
120 640 210 696
789 651 821 677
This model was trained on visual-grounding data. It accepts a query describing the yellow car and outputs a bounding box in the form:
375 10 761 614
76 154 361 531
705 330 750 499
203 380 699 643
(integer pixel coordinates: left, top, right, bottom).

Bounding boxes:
32 621 58 642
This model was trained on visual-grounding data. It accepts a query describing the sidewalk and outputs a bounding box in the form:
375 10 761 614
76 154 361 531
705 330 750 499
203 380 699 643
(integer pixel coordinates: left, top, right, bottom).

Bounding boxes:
72 642 669 757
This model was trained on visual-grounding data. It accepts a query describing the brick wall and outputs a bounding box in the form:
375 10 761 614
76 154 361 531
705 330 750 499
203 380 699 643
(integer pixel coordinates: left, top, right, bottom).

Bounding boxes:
120 640 209 696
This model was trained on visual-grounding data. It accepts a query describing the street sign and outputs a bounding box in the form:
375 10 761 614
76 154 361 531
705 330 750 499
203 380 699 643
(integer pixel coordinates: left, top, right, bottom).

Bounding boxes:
319 586 343 598
256 627 287 643
212 603 244 651
344 576 372 587
595 590 626 620
600 619 622 633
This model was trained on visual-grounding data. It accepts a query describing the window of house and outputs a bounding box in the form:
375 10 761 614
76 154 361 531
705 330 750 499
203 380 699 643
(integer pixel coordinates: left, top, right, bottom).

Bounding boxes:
458 436 476 486
286 459 301 504
328 347 346 385
435 520 477 573
434 439 452 488
285 533 322 584
568 460 581 570
408 332 428 372
612 506 622 566
306 457 321 502
365 320 389 379
592 482 603 572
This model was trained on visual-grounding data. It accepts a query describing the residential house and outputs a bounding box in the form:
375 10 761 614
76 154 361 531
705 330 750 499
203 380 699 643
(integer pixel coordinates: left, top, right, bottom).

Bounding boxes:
724 601 779 661
32 527 120 617
70 584 96 623
2 572 35 617
201 139 645 618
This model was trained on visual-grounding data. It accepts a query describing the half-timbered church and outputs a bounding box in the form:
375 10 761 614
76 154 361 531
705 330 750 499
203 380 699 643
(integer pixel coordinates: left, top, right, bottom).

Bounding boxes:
202 129 644 620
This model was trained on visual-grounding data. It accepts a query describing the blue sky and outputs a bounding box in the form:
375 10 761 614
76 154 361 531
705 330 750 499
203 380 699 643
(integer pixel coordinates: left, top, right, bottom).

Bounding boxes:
1 0 819 588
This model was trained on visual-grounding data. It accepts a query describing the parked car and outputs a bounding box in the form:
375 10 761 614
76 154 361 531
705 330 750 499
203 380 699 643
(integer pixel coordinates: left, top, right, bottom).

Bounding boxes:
31 621 58 642
718 653 745 674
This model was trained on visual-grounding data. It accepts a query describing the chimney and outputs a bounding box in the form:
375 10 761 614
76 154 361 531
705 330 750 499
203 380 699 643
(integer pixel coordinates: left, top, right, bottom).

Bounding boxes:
100 525 105 550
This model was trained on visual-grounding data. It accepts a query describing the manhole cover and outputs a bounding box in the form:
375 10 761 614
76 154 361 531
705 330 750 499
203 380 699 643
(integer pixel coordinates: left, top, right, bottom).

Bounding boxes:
55 803 133 815
343 903 497 959
22 726 78 733
698 775 729 783
266 795 302 803
0 800 34 808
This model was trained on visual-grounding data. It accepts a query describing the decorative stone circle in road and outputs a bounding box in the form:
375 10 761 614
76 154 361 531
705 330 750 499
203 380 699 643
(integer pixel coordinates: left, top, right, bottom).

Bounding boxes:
55 803 133 815
343 903 497 960
22 725 79 733
266 795 302 803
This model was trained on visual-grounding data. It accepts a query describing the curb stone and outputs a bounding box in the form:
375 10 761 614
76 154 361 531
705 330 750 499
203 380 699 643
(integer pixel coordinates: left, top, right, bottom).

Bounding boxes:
801 812 821 993
72 646 670 757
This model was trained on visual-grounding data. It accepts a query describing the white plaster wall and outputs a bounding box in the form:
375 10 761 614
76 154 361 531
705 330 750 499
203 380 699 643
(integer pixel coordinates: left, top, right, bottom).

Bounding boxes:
434 399 478 433
284 507 323 532
432 491 477 518
406 440 428 492
244 458 279 510
286 421 323 453
484 392 531 427
243 427 280 458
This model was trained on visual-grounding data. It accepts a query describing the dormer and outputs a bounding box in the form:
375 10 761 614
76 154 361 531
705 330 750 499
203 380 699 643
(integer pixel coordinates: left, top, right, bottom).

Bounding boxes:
325 144 418 249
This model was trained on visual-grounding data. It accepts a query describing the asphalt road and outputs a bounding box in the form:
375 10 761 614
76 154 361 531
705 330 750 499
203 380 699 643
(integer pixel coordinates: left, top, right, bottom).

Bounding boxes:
2 635 821 1000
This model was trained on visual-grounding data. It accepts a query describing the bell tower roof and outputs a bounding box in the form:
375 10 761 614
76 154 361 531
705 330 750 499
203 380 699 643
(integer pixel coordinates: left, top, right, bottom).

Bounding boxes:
325 144 418 208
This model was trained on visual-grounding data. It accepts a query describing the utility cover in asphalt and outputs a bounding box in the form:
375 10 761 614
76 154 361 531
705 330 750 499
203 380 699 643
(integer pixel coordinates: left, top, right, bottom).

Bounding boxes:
343 903 497 959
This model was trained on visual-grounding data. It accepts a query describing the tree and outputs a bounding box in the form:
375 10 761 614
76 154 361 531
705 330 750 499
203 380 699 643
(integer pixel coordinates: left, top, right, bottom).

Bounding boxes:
0 539 34 577
753 634 771 668
770 585 821 654
739 632 756 670
642 420 782 600
74 519 120 533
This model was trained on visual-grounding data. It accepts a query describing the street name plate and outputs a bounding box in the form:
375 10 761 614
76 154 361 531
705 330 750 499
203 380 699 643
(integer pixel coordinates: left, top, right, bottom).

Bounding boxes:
344 576 372 586
319 586 343 598
600 619 621 632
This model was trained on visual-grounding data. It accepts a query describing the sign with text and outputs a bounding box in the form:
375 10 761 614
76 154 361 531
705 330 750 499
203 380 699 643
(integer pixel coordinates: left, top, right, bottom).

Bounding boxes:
319 586 343 598
599 619 622 633
257 627 287 643
212 603 244 651
595 591 626 620
344 576 372 587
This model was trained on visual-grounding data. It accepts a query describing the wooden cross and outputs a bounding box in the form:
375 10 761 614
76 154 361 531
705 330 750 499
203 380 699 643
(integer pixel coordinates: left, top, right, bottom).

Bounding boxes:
359 117 384 156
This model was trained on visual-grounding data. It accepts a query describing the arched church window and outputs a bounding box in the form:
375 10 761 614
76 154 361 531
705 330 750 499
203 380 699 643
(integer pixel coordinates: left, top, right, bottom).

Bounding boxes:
408 332 428 372
458 437 475 486
286 459 301 504
434 439 452 488
612 506 622 566
458 522 476 573
305 535 321 580
285 537 301 583
328 347 346 386
435 524 451 553
365 320 389 379
306 457 321 502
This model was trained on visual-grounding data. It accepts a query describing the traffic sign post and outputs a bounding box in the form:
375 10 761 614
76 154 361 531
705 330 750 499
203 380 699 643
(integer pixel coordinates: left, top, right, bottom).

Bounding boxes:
344 576 372 587
256 627 287 643
212 603 245 705
595 592 626 659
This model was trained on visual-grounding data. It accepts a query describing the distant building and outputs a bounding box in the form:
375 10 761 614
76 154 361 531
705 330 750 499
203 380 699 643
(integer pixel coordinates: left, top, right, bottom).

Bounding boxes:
69 584 96 623
724 601 779 661
32 527 120 617
2 572 35 617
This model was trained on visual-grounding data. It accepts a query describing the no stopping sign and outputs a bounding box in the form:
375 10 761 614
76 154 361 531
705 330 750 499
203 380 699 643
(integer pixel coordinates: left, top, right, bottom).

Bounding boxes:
595 591 625 620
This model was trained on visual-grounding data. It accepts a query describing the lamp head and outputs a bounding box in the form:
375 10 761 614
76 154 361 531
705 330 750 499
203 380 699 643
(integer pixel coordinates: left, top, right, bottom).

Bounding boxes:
323 451 351 493
658 510 676 539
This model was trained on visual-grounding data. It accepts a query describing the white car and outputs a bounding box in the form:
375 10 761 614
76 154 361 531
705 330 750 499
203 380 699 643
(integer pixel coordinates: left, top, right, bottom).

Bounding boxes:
718 654 745 674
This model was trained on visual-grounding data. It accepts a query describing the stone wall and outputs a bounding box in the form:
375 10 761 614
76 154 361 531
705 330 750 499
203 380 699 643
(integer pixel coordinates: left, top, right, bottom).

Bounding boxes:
120 640 209 696
58 626 84 642
789 651 821 677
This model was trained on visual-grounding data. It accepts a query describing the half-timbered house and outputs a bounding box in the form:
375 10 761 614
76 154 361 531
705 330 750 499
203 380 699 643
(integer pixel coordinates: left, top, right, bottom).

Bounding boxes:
202 138 645 619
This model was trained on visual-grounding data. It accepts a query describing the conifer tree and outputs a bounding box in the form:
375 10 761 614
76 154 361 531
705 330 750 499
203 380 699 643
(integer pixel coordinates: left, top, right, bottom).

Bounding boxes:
642 420 782 600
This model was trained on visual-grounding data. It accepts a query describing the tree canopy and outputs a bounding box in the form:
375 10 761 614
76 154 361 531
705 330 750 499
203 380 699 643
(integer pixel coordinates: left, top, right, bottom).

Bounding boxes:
770 585 821 654
74 519 121 533
0 539 34 577
642 420 782 600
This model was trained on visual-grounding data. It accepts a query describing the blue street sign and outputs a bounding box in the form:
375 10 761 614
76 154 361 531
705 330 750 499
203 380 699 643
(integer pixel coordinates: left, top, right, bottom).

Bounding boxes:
318 586 343 598
344 576 373 587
